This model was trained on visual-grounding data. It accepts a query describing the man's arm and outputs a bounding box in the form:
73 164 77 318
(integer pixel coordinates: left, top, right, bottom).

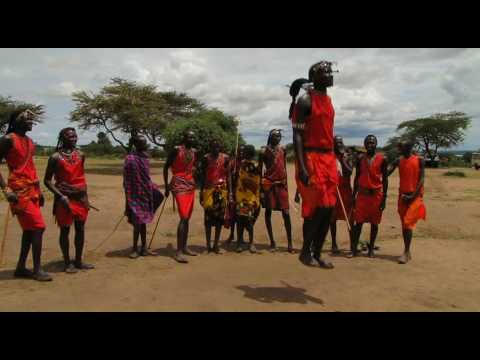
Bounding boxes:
198 155 207 202
387 158 400 177
352 157 362 205
163 148 177 198
44 153 70 211
293 94 311 186
258 147 265 178
380 157 389 211
405 158 425 202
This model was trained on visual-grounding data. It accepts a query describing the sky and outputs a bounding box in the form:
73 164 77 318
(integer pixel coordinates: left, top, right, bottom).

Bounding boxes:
1 48 479 150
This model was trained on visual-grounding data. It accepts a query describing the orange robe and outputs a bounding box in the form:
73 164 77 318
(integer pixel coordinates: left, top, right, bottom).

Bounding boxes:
398 155 426 230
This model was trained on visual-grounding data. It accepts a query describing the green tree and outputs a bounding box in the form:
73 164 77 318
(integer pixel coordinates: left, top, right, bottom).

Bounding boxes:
162 109 244 158
0 95 45 133
395 111 471 161
70 78 203 151
462 151 473 164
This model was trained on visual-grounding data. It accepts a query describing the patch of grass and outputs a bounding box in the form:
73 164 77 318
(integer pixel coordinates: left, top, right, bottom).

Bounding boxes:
443 171 466 178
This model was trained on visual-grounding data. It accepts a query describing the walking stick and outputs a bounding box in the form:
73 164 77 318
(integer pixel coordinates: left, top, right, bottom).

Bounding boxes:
336 185 352 232
91 214 125 252
0 207 11 267
148 199 167 249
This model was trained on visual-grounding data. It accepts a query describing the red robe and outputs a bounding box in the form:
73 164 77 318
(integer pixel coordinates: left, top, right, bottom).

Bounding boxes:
170 145 196 220
53 150 89 226
292 90 338 219
353 153 385 225
5 133 45 230
262 145 289 211
398 155 426 230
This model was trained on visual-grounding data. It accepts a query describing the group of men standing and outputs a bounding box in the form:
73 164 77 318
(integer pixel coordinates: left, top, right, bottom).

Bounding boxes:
0 60 428 282
291 61 427 269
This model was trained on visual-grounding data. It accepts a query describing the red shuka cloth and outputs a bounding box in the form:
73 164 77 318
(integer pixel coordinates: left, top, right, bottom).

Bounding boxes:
332 155 353 221
262 146 289 211
54 150 89 226
292 91 338 219
205 153 228 186
5 133 45 230
353 154 385 225
171 145 196 219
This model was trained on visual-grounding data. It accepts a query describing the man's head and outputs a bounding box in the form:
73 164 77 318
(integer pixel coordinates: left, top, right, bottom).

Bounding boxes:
57 127 77 150
210 138 221 155
7 109 37 134
132 134 149 152
401 141 415 157
267 129 282 147
243 144 256 160
334 136 345 155
238 144 246 159
183 130 196 148
308 61 336 89
364 135 378 155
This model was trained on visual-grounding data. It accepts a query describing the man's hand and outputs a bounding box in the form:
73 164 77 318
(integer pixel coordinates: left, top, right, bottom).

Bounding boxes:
164 186 170 198
39 193 45 207
294 191 300 204
229 194 234 204
60 195 71 212
299 168 310 186
199 191 204 205
401 193 415 203
380 197 386 211
5 192 18 204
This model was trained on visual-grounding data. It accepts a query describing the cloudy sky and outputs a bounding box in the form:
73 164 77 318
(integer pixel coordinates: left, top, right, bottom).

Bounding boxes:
1 48 479 149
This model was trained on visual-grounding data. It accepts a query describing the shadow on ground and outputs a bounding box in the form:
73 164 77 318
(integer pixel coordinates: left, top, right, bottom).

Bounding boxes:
104 244 207 259
236 281 324 305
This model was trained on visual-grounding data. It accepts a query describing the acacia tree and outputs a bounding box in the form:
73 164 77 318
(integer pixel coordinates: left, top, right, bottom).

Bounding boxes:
70 78 203 151
0 95 45 133
394 111 471 161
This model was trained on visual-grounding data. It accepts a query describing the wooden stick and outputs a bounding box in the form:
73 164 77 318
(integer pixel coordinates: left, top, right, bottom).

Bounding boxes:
148 199 167 249
91 214 125 252
336 186 352 232
0 207 11 267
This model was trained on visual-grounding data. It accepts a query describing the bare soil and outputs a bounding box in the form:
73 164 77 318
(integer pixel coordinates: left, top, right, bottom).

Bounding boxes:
1 159 479 311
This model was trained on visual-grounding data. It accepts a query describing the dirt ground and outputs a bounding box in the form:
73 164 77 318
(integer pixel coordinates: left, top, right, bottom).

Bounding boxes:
1 158 479 312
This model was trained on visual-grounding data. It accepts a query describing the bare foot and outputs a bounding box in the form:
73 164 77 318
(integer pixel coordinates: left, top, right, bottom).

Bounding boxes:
64 264 78 274
314 256 334 269
398 252 411 264
249 244 258 254
174 253 189 263
182 248 197 256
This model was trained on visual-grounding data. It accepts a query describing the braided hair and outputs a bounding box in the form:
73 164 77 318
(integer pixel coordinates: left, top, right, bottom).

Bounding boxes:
6 109 27 134
288 78 310 119
56 127 76 151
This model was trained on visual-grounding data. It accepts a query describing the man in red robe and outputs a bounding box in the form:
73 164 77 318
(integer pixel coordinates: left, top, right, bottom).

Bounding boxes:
164 130 198 264
329 136 354 254
199 139 231 254
259 129 293 253
44 128 95 273
0 109 51 281
351 135 388 258
291 61 338 269
388 141 426 264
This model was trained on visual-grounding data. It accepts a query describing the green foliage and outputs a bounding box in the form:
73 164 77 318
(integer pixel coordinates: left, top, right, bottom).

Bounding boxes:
162 109 244 158
462 151 473 164
395 111 471 161
70 78 203 151
80 132 125 157
443 170 466 177
0 95 45 133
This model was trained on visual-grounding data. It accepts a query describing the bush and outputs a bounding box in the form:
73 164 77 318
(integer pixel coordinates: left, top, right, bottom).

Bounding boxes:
163 109 244 158
443 170 466 177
